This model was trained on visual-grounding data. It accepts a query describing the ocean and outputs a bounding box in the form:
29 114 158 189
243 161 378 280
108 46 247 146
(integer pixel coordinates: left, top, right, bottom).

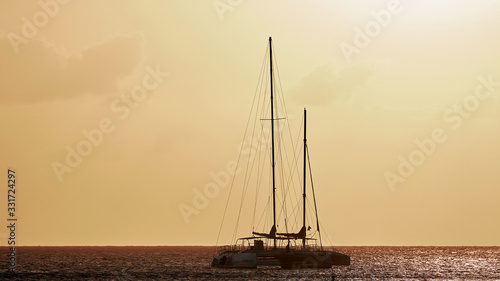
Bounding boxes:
1 246 499 280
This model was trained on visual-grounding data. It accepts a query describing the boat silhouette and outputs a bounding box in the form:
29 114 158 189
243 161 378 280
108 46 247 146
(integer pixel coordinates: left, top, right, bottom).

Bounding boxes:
212 37 350 269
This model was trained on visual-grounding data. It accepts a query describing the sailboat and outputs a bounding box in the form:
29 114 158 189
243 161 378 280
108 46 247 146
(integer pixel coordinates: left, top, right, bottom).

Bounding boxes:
211 37 350 269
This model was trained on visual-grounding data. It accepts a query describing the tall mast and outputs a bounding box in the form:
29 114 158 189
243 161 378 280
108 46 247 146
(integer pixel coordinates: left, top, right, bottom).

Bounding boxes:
269 37 277 249
303 108 307 248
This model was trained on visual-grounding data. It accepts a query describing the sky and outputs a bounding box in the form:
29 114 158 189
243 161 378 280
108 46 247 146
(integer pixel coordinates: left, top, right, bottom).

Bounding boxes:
1 0 499 246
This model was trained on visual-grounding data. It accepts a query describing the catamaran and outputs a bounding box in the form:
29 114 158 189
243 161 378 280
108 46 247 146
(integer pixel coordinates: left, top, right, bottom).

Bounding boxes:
211 37 350 269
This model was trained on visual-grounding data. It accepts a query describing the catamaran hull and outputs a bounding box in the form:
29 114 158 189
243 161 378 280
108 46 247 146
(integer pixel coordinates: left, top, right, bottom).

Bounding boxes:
331 251 350 266
212 250 349 269
278 251 350 269
211 252 257 268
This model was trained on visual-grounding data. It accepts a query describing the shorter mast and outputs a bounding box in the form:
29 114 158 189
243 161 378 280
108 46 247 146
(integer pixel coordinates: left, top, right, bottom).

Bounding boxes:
302 108 307 248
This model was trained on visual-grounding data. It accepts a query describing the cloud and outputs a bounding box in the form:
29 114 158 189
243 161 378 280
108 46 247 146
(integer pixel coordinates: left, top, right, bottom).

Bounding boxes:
0 33 144 104
289 62 374 105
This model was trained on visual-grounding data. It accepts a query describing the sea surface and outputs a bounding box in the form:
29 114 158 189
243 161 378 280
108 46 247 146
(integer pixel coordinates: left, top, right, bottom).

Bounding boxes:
0 246 499 280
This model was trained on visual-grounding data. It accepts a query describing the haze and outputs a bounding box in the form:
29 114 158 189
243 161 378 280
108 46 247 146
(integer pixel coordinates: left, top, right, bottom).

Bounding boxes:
1 0 499 246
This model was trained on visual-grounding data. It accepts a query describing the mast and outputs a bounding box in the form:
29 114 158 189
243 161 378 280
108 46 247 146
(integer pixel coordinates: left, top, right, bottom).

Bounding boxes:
269 37 277 249
303 108 307 248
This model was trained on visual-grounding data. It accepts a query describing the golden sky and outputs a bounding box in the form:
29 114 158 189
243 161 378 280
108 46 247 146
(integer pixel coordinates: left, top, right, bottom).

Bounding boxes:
1 0 499 246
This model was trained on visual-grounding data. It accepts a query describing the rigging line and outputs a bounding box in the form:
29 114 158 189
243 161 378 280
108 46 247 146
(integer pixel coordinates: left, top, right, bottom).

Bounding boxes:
272 48 289 122
280 149 299 234
244 134 264 235
304 184 317 226
265 172 272 230
319 219 335 247
288 195 302 230
232 111 260 240
273 48 306 234
274 104 291 234
273 105 295 231
307 145 323 249
232 53 271 244
284 119 305 229
277 113 303 230
217 42 269 248
305 195 317 238
260 74 270 121
250 143 261 232
236 41 273 237
259 60 271 122
256 132 271 213
273 48 303 216
255 196 270 232
289 154 302 228
291 118 304 202
269 66 287 233
279 151 290 234
275 128 296 234
250 123 270 233
242 107 268 234
305 153 322 248
250 127 263 232
254 168 273 236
